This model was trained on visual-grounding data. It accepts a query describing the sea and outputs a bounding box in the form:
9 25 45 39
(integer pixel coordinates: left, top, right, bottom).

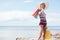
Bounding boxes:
0 26 60 40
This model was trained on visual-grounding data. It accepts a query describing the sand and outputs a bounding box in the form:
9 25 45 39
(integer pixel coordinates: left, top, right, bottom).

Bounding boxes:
16 36 60 40
16 33 60 40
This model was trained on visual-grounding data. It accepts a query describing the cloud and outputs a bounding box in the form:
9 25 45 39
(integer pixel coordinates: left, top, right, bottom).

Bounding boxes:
47 12 60 21
0 10 32 21
46 12 60 26
24 0 34 3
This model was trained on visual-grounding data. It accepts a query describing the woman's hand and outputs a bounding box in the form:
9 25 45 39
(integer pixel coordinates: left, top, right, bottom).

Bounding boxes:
39 8 44 14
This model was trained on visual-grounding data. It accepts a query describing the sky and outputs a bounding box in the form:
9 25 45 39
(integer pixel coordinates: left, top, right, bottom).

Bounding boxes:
0 0 60 26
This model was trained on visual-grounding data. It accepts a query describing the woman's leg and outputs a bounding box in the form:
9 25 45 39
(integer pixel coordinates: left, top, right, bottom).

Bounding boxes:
38 25 44 40
43 25 47 40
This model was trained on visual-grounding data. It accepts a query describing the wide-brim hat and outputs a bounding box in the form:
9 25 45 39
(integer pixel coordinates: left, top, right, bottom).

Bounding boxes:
37 1 49 10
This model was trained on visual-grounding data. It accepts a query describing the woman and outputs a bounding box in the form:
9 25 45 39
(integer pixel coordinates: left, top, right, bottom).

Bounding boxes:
32 2 48 40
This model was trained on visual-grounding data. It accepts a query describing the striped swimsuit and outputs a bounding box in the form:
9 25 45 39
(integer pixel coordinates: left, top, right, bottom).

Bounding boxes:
39 11 47 25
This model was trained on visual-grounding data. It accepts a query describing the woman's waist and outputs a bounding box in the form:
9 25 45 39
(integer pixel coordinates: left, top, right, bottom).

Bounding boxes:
40 19 47 22
40 18 46 20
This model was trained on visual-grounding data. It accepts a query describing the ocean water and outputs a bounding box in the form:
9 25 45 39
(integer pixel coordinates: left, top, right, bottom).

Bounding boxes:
0 26 60 40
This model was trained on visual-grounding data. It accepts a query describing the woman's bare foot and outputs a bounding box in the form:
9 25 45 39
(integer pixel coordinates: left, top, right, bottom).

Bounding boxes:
38 37 41 40
38 38 42 40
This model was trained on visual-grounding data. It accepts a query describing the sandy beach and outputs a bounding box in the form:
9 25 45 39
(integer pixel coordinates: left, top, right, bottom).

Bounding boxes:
16 36 60 40
16 33 60 40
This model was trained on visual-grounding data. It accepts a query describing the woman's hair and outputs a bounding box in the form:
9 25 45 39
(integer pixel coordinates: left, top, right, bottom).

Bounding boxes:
40 3 46 9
